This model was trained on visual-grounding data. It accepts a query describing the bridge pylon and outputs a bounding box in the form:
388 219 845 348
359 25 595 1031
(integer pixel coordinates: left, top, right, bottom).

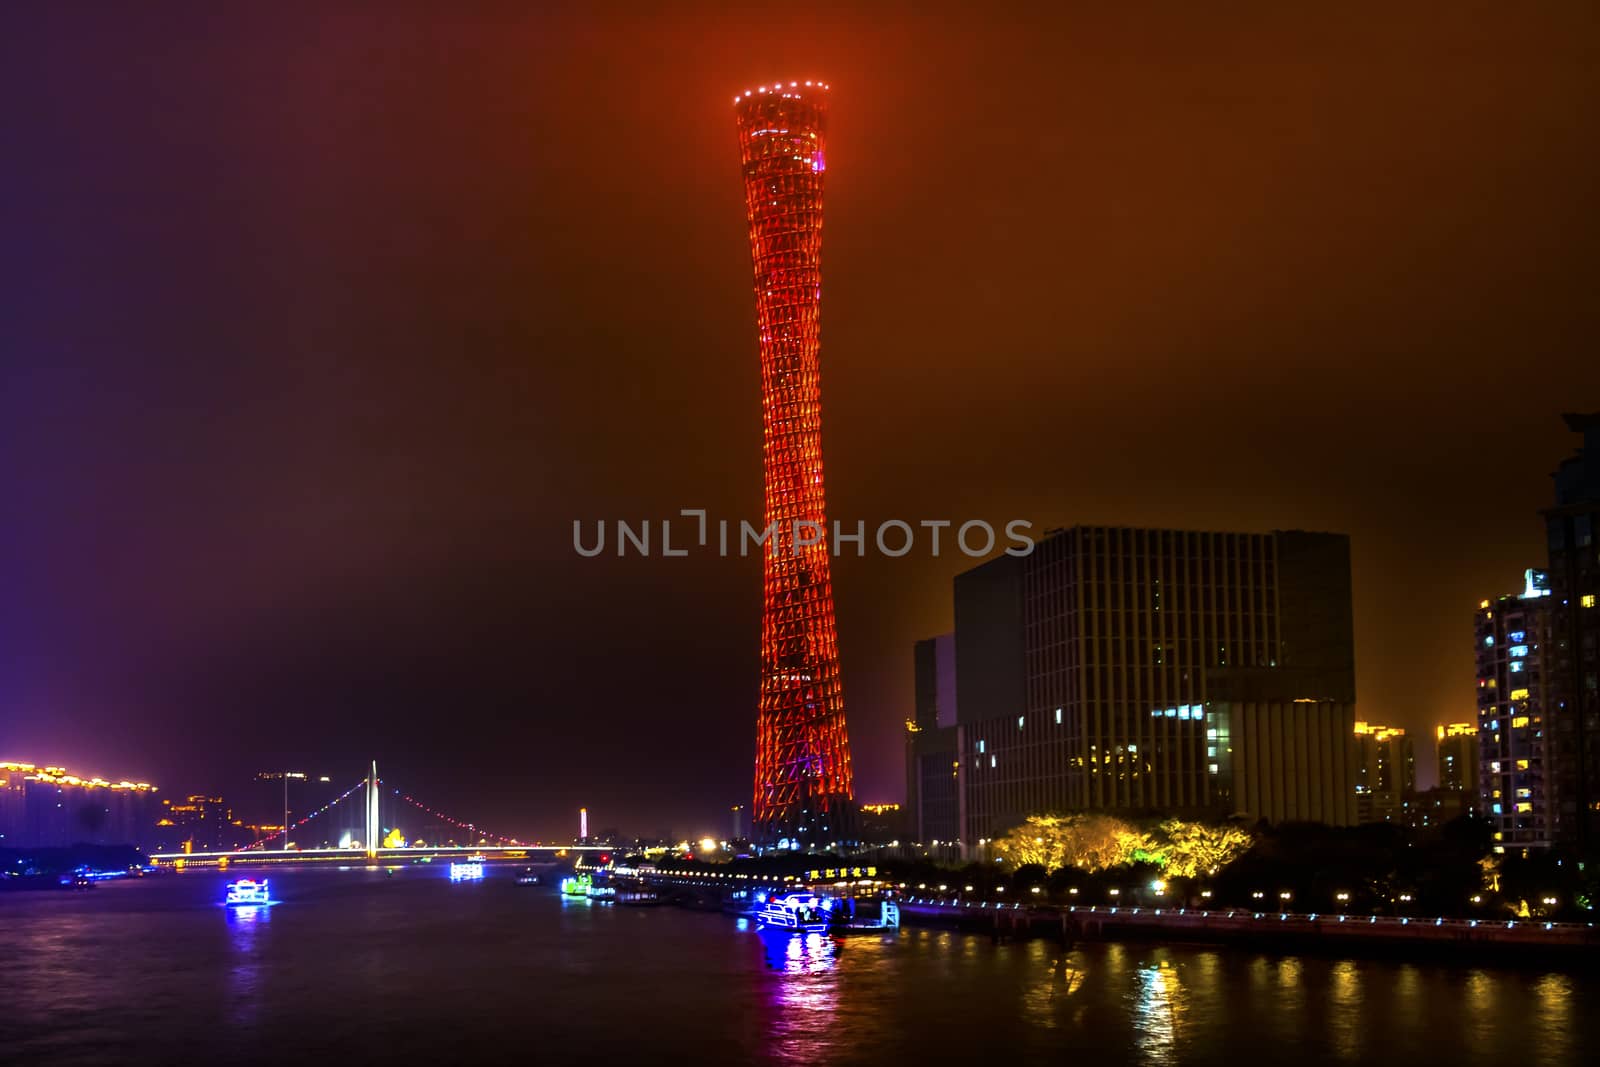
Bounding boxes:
366 760 379 858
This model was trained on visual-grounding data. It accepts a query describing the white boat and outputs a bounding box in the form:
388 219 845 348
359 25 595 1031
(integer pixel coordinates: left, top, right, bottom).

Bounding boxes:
756 892 834 933
448 860 486 881
224 879 271 906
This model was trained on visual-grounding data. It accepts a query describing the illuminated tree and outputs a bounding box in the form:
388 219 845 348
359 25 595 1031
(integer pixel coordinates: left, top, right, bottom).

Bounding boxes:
993 813 1141 872
993 814 1253 877
1157 819 1253 878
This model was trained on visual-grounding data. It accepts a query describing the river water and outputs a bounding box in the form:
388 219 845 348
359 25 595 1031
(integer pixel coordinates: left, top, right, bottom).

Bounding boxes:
0 867 1590 1065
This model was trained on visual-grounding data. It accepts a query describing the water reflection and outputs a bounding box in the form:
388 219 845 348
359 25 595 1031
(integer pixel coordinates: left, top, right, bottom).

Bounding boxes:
1020 943 1087 1031
226 902 271 1030
760 929 841 975
1130 959 1187 1065
1532 973 1573 1063
1327 960 1363 1061
3 876 1597 1065
760 931 843 1065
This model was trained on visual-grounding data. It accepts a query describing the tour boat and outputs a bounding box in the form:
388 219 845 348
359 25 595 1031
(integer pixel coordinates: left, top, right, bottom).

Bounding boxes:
448 859 486 881
560 873 593 896
224 879 272 906
514 868 541 886
755 892 833 933
613 887 660 906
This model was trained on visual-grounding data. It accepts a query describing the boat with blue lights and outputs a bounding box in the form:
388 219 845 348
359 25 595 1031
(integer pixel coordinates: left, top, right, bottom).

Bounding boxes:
448 858 486 881
755 892 833 933
224 878 272 906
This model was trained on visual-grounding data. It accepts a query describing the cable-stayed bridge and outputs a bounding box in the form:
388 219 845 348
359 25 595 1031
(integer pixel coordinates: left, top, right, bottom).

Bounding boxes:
148 761 598 865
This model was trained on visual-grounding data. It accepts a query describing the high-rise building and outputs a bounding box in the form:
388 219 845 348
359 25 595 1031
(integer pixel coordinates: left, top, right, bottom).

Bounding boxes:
905 634 960 844
0 762 159 848
1215 698 1357 826
952 527 1358 841
1352 721 1415 824
1476 573 1556 851
734 81 853 846
155 795 233 853
1543 412 1600 850
1436 722 1479 795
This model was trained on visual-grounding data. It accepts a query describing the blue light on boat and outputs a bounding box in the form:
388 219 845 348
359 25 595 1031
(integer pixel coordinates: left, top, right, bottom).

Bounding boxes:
223 879 275 906
755 892 833 933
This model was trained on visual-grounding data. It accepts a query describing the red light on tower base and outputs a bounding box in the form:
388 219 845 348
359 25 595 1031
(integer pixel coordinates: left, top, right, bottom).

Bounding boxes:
734 82 855 846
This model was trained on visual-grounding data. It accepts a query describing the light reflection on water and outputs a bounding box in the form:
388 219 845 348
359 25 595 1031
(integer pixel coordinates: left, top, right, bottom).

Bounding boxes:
0 872 1594 1065
225 903 269 1030
1327 959 1362 1061
758 930 845 1064
1532 973 1574 1063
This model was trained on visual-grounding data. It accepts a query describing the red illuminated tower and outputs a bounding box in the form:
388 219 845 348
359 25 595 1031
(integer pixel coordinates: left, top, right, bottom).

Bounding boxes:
734 80 854 845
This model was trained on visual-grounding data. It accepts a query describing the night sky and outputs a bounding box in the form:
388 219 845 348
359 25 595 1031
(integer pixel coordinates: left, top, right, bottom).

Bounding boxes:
4 4 1597 839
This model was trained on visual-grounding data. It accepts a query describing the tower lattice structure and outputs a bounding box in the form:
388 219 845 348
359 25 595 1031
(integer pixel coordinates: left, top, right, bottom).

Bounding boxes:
734 81 854 843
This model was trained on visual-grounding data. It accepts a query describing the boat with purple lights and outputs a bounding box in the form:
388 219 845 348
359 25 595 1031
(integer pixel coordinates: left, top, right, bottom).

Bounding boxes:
224 878 272 906
755 891 833 933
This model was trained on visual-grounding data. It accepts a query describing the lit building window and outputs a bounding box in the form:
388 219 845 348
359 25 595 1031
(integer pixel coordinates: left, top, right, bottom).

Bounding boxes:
1583 595 1596 609
1512 716 1530 728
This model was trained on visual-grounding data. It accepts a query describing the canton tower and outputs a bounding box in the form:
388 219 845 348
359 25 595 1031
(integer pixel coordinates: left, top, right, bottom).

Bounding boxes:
734 80 854 845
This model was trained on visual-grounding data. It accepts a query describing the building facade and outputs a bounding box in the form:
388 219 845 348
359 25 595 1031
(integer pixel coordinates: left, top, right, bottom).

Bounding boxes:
1214 699 1357 825
905 634 960 844
153 795 234 853
1437 722 1479 795
1475 575 1555 852
0 762 159 849
734 81 854 845
1352 721 1415 824
1543 412 1600 850
952 526 1357 842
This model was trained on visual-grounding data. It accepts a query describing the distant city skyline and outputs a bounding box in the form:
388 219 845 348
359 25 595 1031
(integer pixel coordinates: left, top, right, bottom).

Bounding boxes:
4 5 1597 839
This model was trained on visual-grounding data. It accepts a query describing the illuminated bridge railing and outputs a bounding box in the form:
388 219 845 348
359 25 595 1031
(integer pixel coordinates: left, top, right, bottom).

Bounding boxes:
149 845 612 865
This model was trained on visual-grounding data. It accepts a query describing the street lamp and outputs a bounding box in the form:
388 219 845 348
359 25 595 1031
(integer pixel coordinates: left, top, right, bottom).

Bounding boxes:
260 771 306 851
